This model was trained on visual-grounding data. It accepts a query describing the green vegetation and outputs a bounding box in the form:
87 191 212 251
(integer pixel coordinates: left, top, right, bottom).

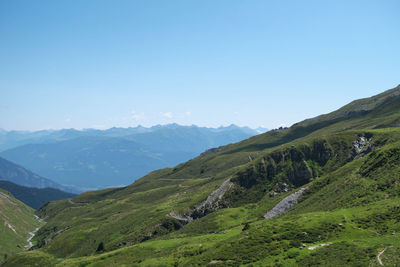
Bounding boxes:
3 85 400 266
0 188 43 264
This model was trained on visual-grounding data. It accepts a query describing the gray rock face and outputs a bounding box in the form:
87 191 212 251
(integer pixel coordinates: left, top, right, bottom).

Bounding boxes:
354 136 369 154
264 186 309 219
169 178 234 222
192 179 234 218
348 135 374 161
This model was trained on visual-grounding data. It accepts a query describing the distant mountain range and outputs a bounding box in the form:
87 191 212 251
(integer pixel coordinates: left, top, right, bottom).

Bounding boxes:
0 124 266 192
0 180 76 209
0 156 74 192
0 124 267 152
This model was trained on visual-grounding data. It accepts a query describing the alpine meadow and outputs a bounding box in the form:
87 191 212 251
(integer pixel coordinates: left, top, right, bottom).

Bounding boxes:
2 85 400 266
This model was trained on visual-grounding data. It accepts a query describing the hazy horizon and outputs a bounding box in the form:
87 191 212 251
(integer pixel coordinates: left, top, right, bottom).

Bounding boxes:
0 123 268 132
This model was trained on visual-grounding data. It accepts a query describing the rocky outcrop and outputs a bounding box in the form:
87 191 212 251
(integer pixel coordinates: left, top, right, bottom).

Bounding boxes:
171 136 371 223
264 186 309 219
348 135 374 161
191 179 234 219
169 178 234 222
234 141 331 191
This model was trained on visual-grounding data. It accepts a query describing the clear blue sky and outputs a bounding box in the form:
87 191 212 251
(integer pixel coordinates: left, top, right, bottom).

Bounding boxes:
1 0 399 131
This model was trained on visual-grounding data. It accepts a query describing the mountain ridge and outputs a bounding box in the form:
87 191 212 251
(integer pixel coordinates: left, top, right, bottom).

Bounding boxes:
0 124 263 191
0 124 266 152
0 156 76 193
0 180 76 209
4 85 400 266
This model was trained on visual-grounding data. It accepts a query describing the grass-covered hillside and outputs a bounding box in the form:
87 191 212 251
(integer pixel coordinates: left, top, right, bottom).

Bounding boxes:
4 85 400 266
0 188 43 264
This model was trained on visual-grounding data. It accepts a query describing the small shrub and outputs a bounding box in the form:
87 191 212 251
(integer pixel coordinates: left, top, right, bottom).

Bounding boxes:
96 242 104 252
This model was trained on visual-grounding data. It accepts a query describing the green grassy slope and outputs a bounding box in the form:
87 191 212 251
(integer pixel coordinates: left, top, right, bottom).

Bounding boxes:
5 129 399 266
4 85 400 266
0 188 42 264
